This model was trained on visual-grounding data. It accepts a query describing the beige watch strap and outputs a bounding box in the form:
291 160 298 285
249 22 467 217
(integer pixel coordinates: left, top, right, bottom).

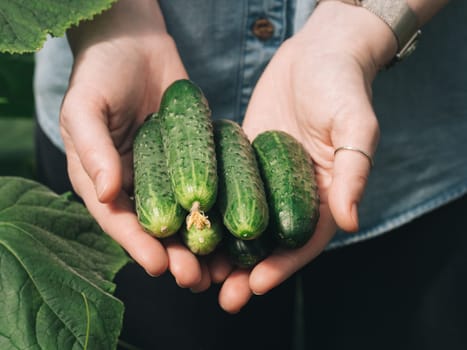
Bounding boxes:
316 0 421 64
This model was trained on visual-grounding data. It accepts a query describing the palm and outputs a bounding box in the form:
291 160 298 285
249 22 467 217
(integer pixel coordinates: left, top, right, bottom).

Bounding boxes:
218 35 380 313
62 38 187 192
59 34 203 281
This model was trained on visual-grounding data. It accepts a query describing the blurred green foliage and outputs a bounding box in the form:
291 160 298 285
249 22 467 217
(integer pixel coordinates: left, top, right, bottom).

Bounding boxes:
0 53 35 118
0 53 36 178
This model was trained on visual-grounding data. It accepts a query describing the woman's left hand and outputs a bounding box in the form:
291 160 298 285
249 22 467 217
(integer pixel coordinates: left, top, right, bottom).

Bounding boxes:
211 1 397 313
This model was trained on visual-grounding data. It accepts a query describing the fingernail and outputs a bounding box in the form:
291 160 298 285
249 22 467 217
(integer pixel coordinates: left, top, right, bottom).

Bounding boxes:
175 279 188 288
145 270 159 277
351 203 359 229
95 173 108 200
227 307 242 315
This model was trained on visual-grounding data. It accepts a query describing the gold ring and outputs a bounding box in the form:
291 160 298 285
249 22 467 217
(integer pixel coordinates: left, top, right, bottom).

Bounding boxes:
334 146 374 167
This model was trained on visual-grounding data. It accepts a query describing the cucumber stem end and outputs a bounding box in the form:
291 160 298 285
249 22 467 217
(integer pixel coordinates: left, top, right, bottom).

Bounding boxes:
186 201 211 230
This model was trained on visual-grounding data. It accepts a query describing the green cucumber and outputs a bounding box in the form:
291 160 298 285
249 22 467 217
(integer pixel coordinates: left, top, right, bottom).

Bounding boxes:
213 119 269 240
181 211 224 256
133 113 186 238
158 79 218 230
225 231 275 269
252 130 319 248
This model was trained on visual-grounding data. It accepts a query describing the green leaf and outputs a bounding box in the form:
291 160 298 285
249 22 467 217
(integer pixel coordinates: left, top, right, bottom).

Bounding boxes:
0 0 118 54
0 176 131 349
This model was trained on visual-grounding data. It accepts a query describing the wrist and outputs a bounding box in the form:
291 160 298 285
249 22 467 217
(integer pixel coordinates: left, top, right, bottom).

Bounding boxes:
312 0 450 69
67 0 169 57
300 1 398 73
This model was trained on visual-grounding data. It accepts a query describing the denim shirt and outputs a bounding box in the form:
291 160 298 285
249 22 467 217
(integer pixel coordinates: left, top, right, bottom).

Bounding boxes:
34 0 467 250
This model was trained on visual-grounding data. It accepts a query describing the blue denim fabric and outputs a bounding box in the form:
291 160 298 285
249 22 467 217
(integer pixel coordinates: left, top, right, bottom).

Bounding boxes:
34 35 73 150
158 0 315 123
34 0 467 250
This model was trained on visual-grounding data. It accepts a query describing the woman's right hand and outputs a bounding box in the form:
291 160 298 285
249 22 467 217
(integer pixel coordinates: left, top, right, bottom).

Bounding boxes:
60 0 211 289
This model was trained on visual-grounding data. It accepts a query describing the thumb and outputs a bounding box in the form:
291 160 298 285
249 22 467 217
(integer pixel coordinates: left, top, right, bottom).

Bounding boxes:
60 87 122 203
327 107 379 233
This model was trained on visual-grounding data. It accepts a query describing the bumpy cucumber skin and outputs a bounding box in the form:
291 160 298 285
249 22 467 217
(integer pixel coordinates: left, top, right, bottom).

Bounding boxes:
225 231 275 269
181 211 224 255
253 130 319 249
213 119 269 240
133 113 186 238
158 79 218 212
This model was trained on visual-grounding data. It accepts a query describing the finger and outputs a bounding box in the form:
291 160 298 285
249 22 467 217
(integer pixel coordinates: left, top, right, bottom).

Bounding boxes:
218 269 252 314
207 252 233 284
60 86 122 203
328 106 379 232
190 260 212 293
249 206 336 296
68 158 168 276
165 237 203 288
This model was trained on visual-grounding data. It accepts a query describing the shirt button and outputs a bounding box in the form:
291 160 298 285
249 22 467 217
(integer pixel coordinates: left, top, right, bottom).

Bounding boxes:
252 18 275 41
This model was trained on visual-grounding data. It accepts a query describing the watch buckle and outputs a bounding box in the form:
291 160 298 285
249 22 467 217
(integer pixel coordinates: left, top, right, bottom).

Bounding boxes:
396 29 421 61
